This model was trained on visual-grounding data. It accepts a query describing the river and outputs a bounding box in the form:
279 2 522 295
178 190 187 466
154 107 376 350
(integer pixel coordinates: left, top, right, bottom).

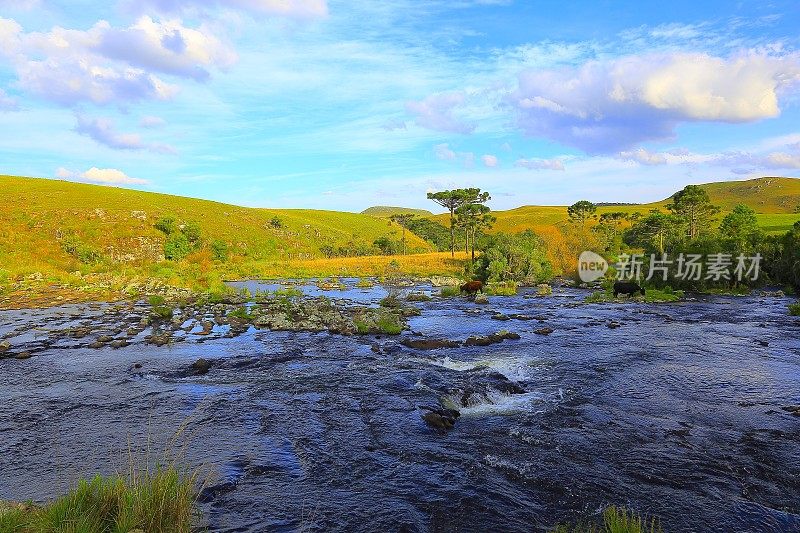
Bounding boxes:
1 282 798 532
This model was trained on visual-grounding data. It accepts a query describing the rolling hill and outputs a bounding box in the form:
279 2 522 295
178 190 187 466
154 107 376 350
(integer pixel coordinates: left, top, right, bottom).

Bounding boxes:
431 177 800 235
0 176 434 279
361 206 433 217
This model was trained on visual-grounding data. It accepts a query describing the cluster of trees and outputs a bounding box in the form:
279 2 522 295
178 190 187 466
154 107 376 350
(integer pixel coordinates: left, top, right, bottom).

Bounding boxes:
472 230 553 284
427 188 495 259
565 185 800 291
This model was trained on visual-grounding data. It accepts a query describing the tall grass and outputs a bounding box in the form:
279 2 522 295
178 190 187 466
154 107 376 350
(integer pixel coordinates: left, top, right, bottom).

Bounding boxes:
552 506 663 533
0 466 197 532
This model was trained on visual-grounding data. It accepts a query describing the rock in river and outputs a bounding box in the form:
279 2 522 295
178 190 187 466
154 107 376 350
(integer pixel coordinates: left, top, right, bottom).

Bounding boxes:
191 358 212 375
401 338 461 350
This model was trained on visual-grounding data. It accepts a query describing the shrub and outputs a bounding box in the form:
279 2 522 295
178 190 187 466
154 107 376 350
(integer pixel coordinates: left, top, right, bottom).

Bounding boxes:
789 302 800 316
210 240 229 262
440 285 461 297
376 314 403 334
154 216 178 235
164 233 191 261
61 233 102 264
182 221 201 244
269 216 284 229
484 281 518 296
228 306 254 320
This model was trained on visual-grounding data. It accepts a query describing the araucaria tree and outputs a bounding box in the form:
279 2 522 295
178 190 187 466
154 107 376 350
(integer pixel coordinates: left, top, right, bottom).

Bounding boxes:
567 200 597 228
668 185 720 239
427 188 490 256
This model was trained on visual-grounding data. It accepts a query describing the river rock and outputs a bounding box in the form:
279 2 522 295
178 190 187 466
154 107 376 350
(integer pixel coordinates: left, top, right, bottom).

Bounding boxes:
491 313 510 321
421 407 460 431
401 338 461 350
110 339 129 349
474 294 489 304
607 321 622 329
464 331 520 346
534 327 554 335
429 276 462 287
191 358 212 375
0 340 10 354
13 351 31 360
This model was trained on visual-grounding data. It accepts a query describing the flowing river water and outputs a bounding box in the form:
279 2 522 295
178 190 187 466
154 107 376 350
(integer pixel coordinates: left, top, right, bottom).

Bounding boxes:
1 282 799 532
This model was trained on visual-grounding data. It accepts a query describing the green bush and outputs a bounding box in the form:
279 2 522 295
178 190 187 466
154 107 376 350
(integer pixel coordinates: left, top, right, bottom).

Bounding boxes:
182 221 201 244
484 281 518 296
376 314 403 334
154 216 178 235
211 240 229 262
789 302 800 316
440 285 461 297
164 233 191 261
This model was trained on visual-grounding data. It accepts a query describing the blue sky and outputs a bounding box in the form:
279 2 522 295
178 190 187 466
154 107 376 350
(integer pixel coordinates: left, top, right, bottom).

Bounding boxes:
1 0 799 212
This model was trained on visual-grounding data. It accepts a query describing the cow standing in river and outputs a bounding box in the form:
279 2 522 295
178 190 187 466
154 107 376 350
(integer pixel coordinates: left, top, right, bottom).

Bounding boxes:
613 281 645 298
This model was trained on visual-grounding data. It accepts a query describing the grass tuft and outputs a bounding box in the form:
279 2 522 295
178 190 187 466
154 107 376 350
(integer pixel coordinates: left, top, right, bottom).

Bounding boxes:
0 466 197 532
789 302 800 316
552 505 662 533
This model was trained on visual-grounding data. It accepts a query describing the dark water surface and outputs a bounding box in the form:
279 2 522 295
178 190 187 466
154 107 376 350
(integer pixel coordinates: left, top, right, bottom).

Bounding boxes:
1 283 799 532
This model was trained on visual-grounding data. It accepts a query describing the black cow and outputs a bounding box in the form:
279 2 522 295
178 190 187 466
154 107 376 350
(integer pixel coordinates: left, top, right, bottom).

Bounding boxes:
613 281 645 298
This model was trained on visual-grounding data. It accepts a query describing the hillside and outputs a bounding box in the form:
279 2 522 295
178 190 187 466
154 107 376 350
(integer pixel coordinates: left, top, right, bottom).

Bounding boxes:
362 206 433 217
0 176 434 281
431 177 800 235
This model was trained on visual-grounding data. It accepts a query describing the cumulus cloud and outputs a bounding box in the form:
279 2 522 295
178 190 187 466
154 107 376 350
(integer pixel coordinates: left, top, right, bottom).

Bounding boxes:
481 154 498 167
0 15 235 106
95 16 237 82
515 157 565 171
75 114 176 154
510 52 800 153
406 92 476 134
124 0 328 19
56 166 149 185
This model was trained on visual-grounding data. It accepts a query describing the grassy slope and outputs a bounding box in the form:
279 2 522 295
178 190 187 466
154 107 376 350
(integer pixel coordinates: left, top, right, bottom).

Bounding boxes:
431 177 800 235
361 206 433 217
0 176 434 277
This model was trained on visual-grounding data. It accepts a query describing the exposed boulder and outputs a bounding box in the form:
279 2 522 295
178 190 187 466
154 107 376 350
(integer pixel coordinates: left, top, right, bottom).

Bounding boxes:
401 338 461 350
191 358 212 375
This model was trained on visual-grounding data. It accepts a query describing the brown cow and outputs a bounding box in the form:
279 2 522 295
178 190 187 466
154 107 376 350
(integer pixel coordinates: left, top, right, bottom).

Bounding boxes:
460 281 483 294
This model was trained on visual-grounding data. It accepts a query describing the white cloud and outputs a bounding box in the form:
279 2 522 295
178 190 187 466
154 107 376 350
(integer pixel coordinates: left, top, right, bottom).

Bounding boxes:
56 167 149 185
481 154 498 167
515 157 565 171
406 92 476 134
617 148 667 165
510 51 800 153
125 0 328 19
75 114 177 154
0 15 236 106
96 16 237 82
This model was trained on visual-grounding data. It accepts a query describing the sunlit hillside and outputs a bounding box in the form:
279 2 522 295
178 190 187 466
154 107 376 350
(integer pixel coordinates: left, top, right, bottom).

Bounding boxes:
0 176 434 280
430 177 800 235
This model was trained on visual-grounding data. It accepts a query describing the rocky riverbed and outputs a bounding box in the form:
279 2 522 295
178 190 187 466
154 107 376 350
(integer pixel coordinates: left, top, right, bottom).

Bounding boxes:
1 280 799 532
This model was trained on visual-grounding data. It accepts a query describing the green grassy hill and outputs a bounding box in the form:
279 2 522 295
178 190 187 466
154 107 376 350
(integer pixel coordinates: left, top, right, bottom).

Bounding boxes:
361 206 434 217
431 177 800 235
0 176 434 279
